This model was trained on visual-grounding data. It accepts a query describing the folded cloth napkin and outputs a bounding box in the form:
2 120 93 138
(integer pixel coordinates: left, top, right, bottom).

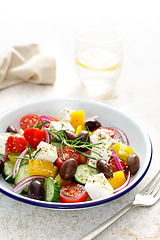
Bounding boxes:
0 44 56 89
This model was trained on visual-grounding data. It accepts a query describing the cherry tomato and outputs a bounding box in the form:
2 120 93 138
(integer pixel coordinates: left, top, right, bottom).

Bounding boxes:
92 127 115 138
108 158 126 172
55 147 81 169
60 183 88 203
5 134 28 153
20 114 42 130
24 128 46 148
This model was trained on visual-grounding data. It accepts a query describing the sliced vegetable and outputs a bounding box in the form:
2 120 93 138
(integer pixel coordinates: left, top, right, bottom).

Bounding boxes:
110 149 127 179
113 127 129 145
60 183 88 203
70 110 85 130
2 160 14 184
73 164 99 185
114 172 130 193
24 128 46 148
14 163 30 193
5 134 28 153
13 175 46 194
112 143 135 163
55 173 72 187
43 177 60 202
108 171 126 190
29 159 58 178
13 148 28 178
20 114 42 130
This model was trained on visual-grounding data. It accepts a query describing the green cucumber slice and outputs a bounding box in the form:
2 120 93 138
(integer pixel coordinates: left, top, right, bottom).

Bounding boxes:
14 163 30 193
2 160 14 184
73 164 99 185
43 177 60 202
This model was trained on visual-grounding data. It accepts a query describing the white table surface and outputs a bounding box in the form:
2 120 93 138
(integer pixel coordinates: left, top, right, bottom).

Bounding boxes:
0 1 160 239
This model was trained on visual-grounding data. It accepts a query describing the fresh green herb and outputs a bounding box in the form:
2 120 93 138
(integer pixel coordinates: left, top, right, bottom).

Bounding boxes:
33 148 41 158
49 128 102 160
33 120 49 128
27 143 32 159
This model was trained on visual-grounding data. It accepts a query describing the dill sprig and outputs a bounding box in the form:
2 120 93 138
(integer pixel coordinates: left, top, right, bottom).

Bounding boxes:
48 128 102 160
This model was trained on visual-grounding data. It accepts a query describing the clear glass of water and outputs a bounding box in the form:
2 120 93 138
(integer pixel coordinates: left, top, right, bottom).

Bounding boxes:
74 24 123 93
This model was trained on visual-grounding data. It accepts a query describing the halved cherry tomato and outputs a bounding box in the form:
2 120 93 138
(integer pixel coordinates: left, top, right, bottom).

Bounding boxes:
92 127 115 138
108 158 126 172
20 114 42 130
24 128 46 148
55 146 81 169
5 134 28 153
60 183 88 203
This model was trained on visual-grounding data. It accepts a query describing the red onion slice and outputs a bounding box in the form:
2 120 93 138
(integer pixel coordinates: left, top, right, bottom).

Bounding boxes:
3 154 9 162
110 149 127 180
40 115 55 121
113 127 129 145
13 148 28 178
113 172 131 193
43 127 51 143
85 115 99 122
13 175 46 194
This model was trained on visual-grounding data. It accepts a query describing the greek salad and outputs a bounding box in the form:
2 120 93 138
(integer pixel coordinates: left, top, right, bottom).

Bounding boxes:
0 107 140 203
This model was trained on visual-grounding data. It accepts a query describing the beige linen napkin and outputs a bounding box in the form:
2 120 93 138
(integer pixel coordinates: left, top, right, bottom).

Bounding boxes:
0 44 56 89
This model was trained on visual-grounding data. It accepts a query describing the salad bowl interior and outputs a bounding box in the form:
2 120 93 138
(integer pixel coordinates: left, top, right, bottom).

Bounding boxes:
0 98 152 210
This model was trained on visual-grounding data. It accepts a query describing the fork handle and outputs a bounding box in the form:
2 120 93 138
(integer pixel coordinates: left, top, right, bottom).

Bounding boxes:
79 202 135 240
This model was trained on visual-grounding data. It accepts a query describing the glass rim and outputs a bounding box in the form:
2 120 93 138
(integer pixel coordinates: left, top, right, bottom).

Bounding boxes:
74 24 123 44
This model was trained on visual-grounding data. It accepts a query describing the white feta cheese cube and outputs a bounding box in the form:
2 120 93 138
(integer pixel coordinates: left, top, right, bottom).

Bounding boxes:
35 141 57 163
57 108 73 122
88 129 115 167
50 121 75 132
0 133 11 155
90 129 115 148
85 173 114 200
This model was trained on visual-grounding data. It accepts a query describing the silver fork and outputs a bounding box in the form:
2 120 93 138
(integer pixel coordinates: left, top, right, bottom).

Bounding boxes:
80 170 160 240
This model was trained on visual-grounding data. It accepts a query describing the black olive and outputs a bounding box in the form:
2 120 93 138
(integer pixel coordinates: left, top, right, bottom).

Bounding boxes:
97 159 113 178
77 130 90 152
6 125 18 133
0 159 4 174
64 131 77 141
125 153 140 175
60 158 77 181
85 119 102 132
28 180 45 201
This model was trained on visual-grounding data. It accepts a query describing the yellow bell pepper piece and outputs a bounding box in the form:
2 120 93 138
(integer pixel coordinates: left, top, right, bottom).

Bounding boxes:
70 110 85 130
75 125 83 135
55 174 72 187
112 143 135 163
29 159 58 178
108 171 126 190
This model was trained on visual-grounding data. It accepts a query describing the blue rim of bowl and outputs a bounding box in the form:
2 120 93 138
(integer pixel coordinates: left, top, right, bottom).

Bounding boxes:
0 98 153 210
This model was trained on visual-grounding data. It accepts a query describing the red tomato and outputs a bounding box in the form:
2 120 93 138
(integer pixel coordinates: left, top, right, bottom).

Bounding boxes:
108 158 126 172
60 183 88 203
92 127 115 138
24 128 46 148
5 134 28 153
55 147 81 169
20 114 42 130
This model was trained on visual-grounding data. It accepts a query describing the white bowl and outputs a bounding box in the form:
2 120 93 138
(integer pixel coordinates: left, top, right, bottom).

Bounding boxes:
0 98 152 210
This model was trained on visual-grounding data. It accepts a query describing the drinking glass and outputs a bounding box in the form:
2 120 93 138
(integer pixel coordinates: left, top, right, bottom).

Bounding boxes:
74 24 123 92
